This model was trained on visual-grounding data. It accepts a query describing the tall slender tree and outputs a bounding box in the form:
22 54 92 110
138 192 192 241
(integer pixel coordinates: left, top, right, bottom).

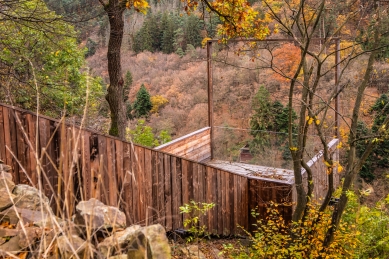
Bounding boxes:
98 0 148 138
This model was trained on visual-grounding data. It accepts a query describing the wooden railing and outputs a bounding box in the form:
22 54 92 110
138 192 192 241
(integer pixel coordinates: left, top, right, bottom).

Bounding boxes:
155 127 211 162
0 103 293 235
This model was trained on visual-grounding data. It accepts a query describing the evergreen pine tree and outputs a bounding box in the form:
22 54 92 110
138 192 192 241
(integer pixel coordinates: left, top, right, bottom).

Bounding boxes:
133 84 153 118
161 13 175 54
185 15 202 48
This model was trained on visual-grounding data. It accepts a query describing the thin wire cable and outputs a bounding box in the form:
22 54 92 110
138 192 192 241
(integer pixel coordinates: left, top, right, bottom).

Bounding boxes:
214 125 335 138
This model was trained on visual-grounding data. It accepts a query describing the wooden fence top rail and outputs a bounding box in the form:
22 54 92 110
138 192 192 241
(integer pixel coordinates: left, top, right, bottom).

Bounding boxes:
155 127 210 150
207 160 294 184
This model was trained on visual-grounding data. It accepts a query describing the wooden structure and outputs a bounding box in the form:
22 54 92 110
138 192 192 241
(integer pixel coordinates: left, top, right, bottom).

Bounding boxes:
155 127 211 162
0 103 295 235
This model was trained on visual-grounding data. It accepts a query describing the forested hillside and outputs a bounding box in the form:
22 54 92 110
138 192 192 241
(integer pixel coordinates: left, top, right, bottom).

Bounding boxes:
2 0 389 257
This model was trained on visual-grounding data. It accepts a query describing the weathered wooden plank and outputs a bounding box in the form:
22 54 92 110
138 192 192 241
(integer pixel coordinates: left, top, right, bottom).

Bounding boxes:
130 143 139 224
217 170 223 235
89 134 99 199
233 174 238 235
0 106 6 164
63 127 74 218
206 167 214 234
151 150 158 225
157 128 210 152
164 154 172 230
2 107 13 167
181 159 189 228
115 140 124 210
241 177 249 231
26 114 38 186
106 137 117 206
14 111 28 185
82 131 92 200
157 152 164 226
39 118 52 200
169 136 210 155
224 172 230 236
135 146 145 224
122 142 133 225
144 148 153 225
8 109 20 184
172 157 182 229
98 135 108 205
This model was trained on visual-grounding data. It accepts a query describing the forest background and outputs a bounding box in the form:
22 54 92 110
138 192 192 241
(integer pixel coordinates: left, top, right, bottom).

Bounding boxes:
2 0 389 257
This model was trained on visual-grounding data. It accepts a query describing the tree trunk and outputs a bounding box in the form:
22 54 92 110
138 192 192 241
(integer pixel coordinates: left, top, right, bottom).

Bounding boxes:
104 1 126 138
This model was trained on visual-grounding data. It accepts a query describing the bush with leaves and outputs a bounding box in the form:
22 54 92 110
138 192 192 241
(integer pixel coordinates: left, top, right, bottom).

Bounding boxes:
150 95 169 114
224 202 359 259
126 119 171 147
355 93 389 181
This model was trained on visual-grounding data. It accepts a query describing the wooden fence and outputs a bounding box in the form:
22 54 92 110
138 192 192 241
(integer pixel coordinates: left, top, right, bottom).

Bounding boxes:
0 103 293 235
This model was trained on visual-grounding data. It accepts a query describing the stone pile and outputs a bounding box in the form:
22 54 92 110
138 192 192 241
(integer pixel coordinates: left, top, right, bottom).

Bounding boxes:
0 160 171 258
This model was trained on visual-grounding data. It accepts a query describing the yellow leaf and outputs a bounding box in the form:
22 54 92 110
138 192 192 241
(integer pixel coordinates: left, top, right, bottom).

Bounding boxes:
315 119 320 125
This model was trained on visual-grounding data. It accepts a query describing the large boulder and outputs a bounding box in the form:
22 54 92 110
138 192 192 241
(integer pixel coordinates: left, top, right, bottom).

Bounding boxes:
126 224 171 259
16 208 61 228
12 185 50 211
97 225 141 256
74 198 126 230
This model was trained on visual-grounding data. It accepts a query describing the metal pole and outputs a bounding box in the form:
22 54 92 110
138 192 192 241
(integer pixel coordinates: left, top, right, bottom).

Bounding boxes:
207 41 214 160
335 38 340 139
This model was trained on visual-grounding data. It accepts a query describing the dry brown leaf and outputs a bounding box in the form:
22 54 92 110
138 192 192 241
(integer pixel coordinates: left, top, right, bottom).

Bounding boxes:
17 252 28 259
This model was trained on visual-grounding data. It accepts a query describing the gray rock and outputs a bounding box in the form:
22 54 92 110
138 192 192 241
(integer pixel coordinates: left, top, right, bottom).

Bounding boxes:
0 206 19 224
12 184 50 211
0 171 14 190
74 198 126 230
57 234 93 259
127 224 171 259
0 164 11 172
0 228 19 237
17 208 61 228
17 226 42 248
0 236 21 256
98 225 141 256
0 187 16 211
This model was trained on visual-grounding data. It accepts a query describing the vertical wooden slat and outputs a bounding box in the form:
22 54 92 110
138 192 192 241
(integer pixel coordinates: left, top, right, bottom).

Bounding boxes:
90 134 99 199
130 144 139 224
164 154 172 231
206 167 214 234
115 140 124 197
151 150 158 225
171 156 178 229
224 172 230 236
181 159 189 228
7 109 19 183
14 111 28 184
122 142 133 225
217 170 223 235
139 146 146 224
173 157 182 229
26 114 38 186
242 177 249 231
233 175 238 235
228 173 234 235
106 138 117 206
144 148 153 225
2 107 13 168
82 132 92 200
157 152 164 226
98 135 108 205
39 118 51 200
